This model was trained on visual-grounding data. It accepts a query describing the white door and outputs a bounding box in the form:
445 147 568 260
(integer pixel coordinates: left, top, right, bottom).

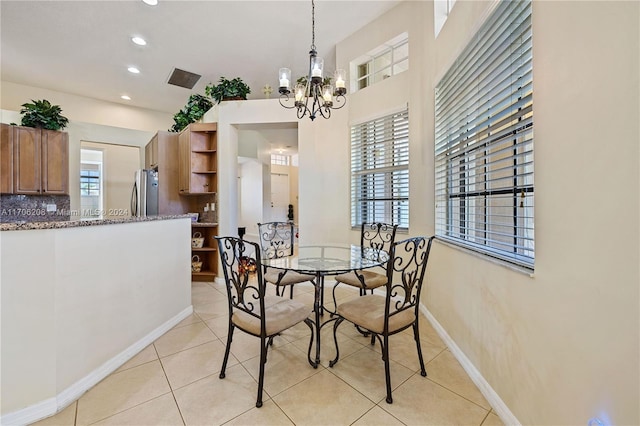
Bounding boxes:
270 173 289 222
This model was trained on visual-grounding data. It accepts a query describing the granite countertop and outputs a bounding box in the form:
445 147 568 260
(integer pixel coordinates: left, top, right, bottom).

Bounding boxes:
0 215 192 231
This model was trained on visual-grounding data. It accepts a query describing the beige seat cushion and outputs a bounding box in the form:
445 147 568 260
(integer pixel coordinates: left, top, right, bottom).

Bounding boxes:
265 267 314 286
232 295 312 336
336 295 415 334
334 270 387 289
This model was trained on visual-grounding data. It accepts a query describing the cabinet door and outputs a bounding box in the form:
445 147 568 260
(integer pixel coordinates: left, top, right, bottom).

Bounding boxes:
0 124 13 193
145 141 153 169
41 129 69 194
177 130 190 193
14 126 41 194
145 136 159 169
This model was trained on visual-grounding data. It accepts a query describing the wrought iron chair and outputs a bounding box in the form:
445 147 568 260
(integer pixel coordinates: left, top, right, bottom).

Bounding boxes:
331 223 398 308
215 236 316 408
329 236 435 404
257 222 315 298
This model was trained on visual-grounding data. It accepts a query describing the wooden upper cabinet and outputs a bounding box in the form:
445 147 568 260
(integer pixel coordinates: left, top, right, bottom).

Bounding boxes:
6 125 69 195
145 135 159 169
41 129 69 194
14 126 42 194
1 124 14 193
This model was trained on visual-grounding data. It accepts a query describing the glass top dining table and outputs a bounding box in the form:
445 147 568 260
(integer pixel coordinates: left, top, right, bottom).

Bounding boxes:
262 244 388 275
262 244 389 366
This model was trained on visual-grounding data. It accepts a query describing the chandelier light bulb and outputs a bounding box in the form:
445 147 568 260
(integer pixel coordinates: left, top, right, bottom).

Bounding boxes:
279 68 291 92
335 69 346 90
294 84 306 103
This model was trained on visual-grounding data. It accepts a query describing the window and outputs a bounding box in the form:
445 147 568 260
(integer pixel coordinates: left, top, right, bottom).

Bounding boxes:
80 168 100 196
271 154 290 166
434 0 457 37
352 33 408 92
434 0 534 267
351 108 409 229
80 148 103 219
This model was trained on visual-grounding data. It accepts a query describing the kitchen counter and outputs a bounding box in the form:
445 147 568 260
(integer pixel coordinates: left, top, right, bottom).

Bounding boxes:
1 215 192 424
0 214 191 231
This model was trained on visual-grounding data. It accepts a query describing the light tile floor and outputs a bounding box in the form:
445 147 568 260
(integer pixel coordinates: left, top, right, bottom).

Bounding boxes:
33 281 504 426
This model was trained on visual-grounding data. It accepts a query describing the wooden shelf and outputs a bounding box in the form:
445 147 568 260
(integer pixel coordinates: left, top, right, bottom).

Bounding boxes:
192 247 216 252
192 271 217 277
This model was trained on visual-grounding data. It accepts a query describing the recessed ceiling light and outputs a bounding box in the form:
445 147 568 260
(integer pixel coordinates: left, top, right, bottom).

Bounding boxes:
121 95 131 100
131 36 147 46
142 0 158 5
128 66 140 74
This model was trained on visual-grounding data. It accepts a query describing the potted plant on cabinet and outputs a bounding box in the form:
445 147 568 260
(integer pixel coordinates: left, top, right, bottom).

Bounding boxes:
169 94 213 133
205 77 251 104
20 99 69 131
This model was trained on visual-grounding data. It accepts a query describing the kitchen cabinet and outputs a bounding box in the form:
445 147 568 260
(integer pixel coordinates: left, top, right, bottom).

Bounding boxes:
40 129 69 194
191 222 218 281
0 124 69 195
178 123 217 195
144 134 159 169
1 124 13 193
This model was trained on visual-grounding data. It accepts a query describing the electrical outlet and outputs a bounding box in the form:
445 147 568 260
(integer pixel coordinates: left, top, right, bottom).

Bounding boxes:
46 204 56 212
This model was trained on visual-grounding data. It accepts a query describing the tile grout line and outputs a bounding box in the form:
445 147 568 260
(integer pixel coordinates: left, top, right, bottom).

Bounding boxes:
153 343 188 426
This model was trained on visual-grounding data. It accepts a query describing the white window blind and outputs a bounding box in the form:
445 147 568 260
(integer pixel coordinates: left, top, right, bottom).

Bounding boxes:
434 0 534 267
351 108 409 228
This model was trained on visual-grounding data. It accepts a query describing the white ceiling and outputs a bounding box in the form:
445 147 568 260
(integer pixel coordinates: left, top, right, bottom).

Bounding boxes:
1 0 401 116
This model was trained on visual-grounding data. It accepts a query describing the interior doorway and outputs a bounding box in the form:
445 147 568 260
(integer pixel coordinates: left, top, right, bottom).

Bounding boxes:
235 122 298 240
270 173 290 222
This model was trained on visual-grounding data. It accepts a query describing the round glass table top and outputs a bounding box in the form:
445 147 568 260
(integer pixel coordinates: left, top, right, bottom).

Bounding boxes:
261 244 388 275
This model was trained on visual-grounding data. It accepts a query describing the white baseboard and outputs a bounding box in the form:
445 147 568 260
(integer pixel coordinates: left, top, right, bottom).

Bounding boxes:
1 305 193 426
0 397 57 426
420 305 521 426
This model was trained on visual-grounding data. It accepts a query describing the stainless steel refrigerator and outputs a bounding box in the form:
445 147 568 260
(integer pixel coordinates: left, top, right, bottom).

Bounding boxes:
131 169 159 216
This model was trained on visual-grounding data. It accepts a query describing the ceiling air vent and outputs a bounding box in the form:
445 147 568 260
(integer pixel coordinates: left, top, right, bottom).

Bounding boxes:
167 68 201 89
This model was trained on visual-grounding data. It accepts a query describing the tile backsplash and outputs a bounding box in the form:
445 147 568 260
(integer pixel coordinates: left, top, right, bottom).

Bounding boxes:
0 194 71 223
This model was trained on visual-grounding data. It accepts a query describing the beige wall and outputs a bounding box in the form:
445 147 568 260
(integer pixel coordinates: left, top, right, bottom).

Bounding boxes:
338 1 639 425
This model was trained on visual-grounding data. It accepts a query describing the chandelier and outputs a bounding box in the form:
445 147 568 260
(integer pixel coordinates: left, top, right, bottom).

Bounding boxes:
278 0 347 121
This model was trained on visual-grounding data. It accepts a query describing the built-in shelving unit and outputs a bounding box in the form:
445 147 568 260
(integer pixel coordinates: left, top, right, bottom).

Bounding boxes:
178 123 217 195
191 222 218 281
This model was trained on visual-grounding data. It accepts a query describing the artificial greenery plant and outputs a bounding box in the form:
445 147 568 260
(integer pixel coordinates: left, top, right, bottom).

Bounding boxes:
205 77 251 104
169 94 213 133
20 99 69 131
296 75 332 87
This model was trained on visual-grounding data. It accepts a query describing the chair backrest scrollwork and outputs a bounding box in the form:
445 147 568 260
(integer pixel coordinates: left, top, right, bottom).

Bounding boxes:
257 222 295 259
216 236 265 322
384 236 435 328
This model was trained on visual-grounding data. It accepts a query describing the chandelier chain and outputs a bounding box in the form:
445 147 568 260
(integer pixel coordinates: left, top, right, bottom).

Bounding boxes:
310 0 316 51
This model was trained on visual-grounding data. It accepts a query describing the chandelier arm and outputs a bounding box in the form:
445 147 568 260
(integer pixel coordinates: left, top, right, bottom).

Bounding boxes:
330 94 347 110
316 100 331 119
278 93 297 109
297 104 310 120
